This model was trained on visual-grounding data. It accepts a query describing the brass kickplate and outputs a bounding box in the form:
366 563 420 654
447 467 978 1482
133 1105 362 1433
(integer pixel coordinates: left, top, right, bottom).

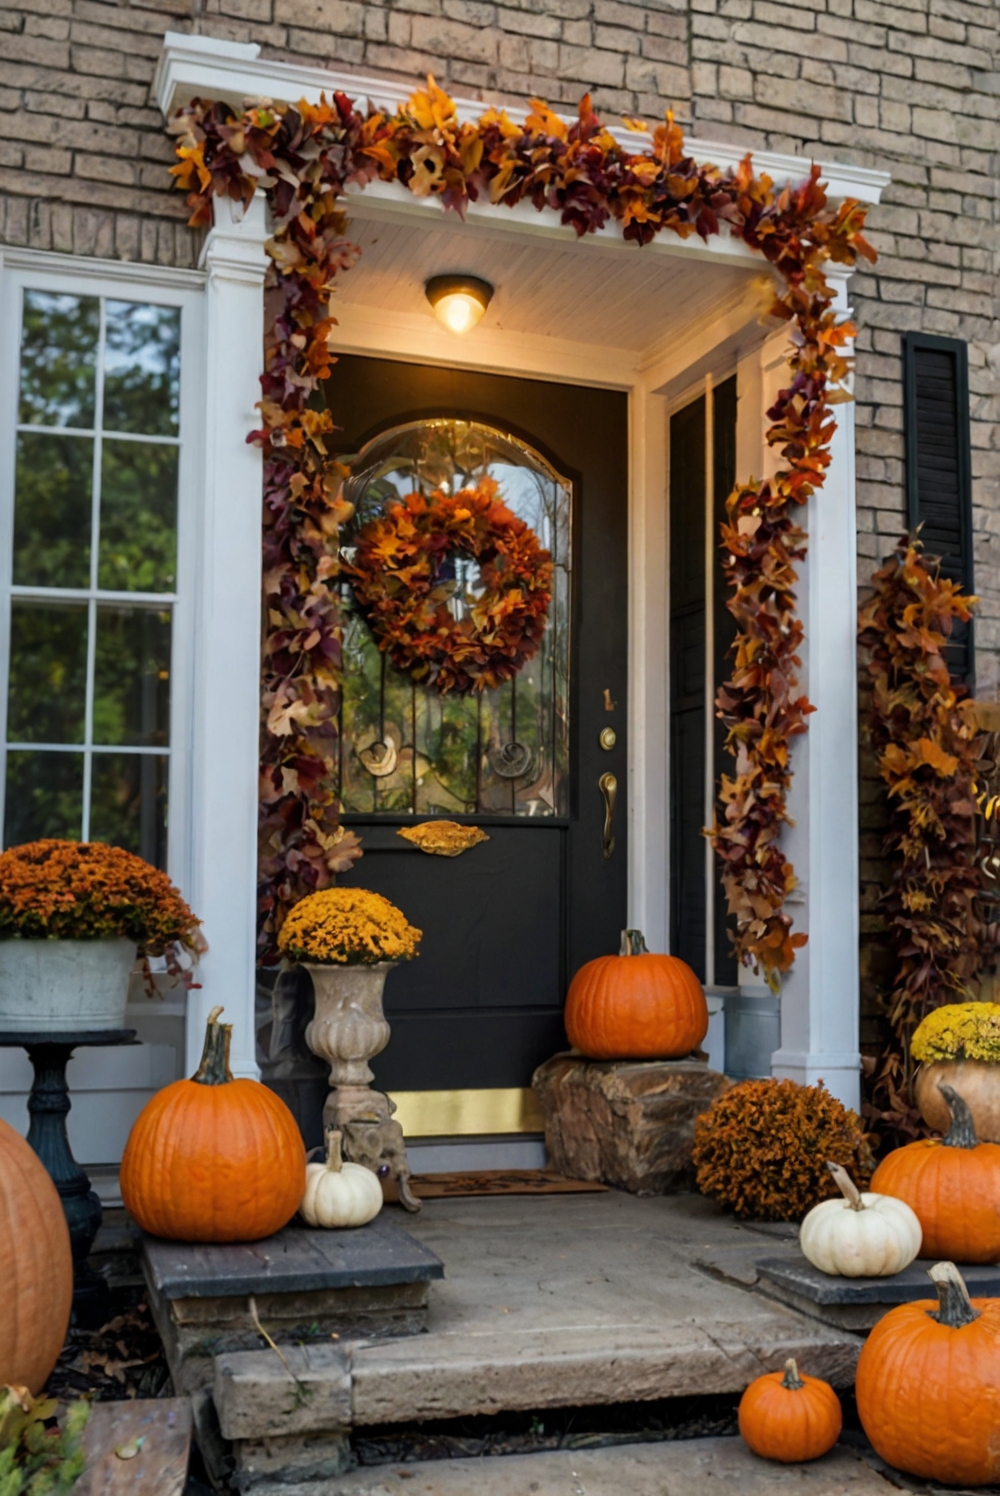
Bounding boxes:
387 1087 545 1137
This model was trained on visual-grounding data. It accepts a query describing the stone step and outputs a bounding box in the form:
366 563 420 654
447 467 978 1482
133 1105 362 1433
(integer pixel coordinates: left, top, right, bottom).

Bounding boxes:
280 1437 899 1496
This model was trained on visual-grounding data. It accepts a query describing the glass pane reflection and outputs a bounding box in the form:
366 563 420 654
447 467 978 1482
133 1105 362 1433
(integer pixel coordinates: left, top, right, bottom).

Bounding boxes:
7 601 88 744
18 291 99 429
339 420 571 819
103 301 180 436
93 606 171 746
4 750 83 846
90 751 168 867
13 432 92 588
98 439 178 592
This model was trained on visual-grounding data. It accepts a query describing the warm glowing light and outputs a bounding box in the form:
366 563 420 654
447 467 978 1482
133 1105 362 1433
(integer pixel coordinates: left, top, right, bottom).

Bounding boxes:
425 275 493 335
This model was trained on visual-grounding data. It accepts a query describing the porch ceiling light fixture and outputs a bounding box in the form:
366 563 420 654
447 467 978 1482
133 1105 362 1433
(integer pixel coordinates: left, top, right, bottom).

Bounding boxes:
425 274 493 334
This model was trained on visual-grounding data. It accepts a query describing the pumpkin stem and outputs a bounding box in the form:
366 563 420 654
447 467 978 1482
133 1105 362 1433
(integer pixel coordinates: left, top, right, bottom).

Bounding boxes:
192 1006 235 1086
325 1126 344 1174
780 1358 805 1390
826 1160 864 1210
619 929 649 956
939 1082 979 1149
928 1261 981 1328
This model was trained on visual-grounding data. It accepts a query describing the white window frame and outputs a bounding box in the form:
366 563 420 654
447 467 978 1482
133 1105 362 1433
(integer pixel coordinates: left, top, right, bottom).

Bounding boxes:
0 249 206 902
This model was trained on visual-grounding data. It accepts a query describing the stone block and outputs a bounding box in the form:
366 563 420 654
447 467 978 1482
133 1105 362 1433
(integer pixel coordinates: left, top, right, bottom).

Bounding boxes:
215 1344 351 1440
232 1431 351 1490
755 1254 1000 1332
142 1219 442 1393
532 1054 731 1194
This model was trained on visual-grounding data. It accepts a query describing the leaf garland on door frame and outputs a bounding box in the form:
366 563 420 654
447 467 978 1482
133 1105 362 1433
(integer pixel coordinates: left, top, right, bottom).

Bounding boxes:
166 79 875 967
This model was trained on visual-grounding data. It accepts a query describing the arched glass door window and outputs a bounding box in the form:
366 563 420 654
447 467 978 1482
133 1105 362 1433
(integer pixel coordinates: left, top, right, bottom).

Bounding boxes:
337 419 572 819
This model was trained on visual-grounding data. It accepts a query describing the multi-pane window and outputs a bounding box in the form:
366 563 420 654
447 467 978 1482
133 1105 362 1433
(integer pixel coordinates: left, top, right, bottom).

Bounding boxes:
1 290 181 867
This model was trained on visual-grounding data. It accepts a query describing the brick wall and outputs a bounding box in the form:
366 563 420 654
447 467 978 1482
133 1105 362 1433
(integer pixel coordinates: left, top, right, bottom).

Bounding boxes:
3 0 998 1039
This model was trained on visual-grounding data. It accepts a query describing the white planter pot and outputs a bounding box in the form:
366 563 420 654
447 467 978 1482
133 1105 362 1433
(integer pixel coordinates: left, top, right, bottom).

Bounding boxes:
0 938 138 1032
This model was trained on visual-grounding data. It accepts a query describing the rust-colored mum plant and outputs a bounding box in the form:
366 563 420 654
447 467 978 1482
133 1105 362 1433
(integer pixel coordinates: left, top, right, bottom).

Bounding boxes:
0 840 204 983
166 78 874 967
692 1077 874 1221
858 537 984 1143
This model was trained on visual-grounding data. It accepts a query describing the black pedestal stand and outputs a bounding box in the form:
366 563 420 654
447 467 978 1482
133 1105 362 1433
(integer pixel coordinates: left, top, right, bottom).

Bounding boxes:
0 1028 137 1327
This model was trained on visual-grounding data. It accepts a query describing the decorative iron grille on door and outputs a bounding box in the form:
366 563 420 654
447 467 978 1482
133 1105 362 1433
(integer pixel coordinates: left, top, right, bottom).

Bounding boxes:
337 419 572 821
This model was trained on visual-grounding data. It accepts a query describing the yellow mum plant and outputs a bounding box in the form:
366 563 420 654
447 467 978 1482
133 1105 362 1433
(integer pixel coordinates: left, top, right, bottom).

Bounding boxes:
277 888 421 966
911 1003 1000 1065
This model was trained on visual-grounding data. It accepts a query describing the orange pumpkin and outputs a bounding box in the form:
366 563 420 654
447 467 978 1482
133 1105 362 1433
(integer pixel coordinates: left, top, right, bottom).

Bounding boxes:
870 1084 1000 1264
856 1260 1000 1485
121 1006 306 1243
738 1358 842 1463
0 1117 73 1393
564 929 708 1061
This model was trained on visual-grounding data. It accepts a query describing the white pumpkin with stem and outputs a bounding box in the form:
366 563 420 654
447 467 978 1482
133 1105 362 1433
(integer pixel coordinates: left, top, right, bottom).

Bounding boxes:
300 1125 384 1229
799 1161 922 1277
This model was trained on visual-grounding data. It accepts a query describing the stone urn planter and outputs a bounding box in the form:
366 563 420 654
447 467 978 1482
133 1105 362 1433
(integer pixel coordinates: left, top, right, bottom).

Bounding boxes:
0 938 137 1032
276 886 425 1213
915 1061 1000 1142
303 961 394 1103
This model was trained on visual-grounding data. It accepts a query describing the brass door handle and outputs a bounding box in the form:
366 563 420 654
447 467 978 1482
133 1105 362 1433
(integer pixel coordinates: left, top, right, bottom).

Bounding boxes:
598 772 617 860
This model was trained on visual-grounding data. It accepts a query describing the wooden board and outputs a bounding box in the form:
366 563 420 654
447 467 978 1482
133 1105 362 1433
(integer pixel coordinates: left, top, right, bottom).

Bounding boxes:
407 1169 610 1199
76 1398 191 1496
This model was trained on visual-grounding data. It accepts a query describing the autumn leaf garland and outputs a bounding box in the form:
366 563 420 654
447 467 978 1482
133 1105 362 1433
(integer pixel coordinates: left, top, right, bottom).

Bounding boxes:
167 77 875 971
859 538 984 1131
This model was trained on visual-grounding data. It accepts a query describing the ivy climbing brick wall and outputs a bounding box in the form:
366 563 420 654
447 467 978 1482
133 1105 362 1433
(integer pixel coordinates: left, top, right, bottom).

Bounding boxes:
2 0 998 1039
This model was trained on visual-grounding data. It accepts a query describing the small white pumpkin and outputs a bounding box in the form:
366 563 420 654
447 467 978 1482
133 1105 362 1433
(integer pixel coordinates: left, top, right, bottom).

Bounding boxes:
800 1161 922 1278
300 1126 384 1229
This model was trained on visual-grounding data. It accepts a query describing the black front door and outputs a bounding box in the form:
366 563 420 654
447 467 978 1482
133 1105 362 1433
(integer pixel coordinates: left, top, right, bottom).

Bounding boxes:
325 357 628 1092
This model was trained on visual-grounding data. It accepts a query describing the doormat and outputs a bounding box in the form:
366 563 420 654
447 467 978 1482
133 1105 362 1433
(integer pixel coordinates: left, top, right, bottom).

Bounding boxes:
407 1169 609 1199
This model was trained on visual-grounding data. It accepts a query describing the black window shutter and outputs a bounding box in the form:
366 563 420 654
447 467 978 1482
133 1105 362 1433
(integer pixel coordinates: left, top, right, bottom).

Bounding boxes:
903 331 974 684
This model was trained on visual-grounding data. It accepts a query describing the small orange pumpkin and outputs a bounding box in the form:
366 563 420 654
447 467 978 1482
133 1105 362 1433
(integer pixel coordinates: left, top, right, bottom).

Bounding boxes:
856 1260 1000 1485
738 1358 842 1463
870 1084 1000 1264
0 1117 73 1393
121 1006 306 1243
564 929 708 1061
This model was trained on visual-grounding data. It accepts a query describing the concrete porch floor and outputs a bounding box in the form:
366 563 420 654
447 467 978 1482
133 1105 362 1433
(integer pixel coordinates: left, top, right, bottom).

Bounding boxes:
328 1437 900 1494
346 1190 860 1426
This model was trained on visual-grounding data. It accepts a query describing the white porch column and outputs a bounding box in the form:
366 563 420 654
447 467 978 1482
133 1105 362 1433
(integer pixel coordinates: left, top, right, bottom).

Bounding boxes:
772 270 861 1111
185 194 269 1078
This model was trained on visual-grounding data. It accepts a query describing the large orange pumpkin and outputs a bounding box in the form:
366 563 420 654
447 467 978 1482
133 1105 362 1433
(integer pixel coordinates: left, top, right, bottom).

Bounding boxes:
121 1006 306 1242
856 1260 1000 1485
564 929 708 1061
0 1117 73 1393
870 1084 1000 1263
738 1358 842 1463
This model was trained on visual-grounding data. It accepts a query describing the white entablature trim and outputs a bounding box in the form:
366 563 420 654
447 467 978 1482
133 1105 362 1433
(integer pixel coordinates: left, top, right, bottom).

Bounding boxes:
0 246 205 290
155 31 889 209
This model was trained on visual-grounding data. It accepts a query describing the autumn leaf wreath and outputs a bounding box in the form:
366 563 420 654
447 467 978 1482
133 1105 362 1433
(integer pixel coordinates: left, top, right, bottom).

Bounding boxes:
344 476 553 695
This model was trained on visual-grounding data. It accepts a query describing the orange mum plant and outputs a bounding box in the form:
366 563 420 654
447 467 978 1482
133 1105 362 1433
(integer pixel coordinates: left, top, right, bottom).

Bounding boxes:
166 78 874 972
277 887 421 966
0 839 204 985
